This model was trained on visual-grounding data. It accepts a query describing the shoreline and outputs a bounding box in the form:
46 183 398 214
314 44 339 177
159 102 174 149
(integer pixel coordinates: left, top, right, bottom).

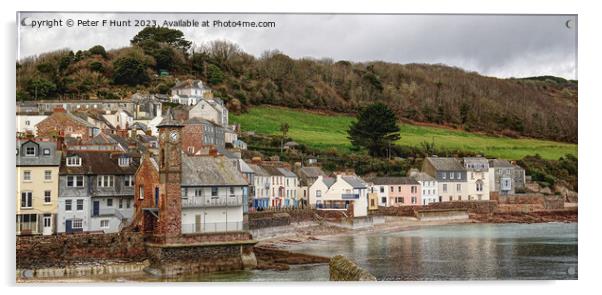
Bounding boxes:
17 216 577 283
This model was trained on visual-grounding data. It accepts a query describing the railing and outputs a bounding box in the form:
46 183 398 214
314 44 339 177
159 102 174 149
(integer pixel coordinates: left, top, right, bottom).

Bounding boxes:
181 195 243 208
91 208 125 220
341 193 360 200
181 222 246 234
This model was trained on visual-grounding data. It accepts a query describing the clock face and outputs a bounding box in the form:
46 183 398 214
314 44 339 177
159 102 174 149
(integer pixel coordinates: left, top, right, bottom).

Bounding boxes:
169 130 179 142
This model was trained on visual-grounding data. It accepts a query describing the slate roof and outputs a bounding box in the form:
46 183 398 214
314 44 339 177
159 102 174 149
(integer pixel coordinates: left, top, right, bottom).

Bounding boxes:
16 140 62 166
410 172 436 182
298 167 327 178
59 151 139 175
489 159 514 168
38 110 96 128
370 177 420 185
236 159 254 174
181 154 247 186
261 166 285 177
426 157 465 171
157 108 183 127
248 164 270 177
277 167 297 178
341 176 368 188
322 177 336 188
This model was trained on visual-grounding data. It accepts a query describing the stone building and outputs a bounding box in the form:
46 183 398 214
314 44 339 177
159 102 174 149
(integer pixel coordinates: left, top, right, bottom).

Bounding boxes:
36 108 99 141
488 159 527 195
16 139 61 235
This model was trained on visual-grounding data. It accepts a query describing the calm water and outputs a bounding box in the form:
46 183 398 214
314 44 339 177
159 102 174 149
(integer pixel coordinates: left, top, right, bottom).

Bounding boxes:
112 222 577 282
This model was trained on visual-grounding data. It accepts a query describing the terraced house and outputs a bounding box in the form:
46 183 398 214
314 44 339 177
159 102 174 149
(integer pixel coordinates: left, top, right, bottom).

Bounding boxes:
16 139 61 235
57 151 139 233
422 157 468 202
370 177 421 206
463 157 491 201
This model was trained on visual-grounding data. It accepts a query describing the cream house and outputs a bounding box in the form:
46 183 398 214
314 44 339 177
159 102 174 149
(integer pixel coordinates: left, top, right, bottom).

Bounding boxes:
16 139 61 235
309 175 368 217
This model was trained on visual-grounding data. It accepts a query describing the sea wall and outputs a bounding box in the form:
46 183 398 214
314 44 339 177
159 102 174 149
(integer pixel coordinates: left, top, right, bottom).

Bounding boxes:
415 209 469 221
329 255 376 281
16 231 146 269
249 210 315 229
497 193 564 209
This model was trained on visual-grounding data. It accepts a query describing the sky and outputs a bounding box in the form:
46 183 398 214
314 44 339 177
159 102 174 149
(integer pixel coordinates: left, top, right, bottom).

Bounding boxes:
17 13 577 79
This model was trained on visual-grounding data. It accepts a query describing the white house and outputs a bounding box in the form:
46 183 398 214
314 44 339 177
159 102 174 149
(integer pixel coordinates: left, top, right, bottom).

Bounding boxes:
180 154 247 234
170 79 212 106
277 167 299 208
188 98 229 127
463 157 491 201
309 175 369 217
410 171 439 205
16 113 48 136
102 109 134 130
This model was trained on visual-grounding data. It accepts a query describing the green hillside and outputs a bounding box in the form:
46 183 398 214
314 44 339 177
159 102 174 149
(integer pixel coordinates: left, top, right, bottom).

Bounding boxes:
230 106 577 160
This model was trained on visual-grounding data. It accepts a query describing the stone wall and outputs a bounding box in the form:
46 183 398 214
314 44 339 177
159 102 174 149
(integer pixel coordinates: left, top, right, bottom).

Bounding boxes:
248 209 316 229
329 255 376 281
373 205 422 217
16 231 146 269
152 231 253 245
497 193 564 209
427 201 498 214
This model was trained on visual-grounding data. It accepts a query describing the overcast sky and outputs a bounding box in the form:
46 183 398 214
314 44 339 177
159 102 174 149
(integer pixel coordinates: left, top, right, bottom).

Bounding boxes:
17 13 577 79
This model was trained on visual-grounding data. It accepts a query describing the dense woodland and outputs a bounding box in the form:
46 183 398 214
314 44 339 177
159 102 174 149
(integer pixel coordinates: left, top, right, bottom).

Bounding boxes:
16 28 577 143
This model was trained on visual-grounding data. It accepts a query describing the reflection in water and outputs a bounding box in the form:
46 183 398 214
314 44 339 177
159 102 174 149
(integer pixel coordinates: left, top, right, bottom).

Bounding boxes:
284 223 577 281
95 223 576 282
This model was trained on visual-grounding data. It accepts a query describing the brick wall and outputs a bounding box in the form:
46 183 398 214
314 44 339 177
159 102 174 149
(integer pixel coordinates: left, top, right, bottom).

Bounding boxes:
182 124 204 155
427 201 498 214
16 231 146 269
151 231 253 245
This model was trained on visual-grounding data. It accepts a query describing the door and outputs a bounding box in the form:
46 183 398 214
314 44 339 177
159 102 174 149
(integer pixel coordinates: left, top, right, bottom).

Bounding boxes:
93 201 100 216
65 219 73 233
42 214 52 235
195 214 202 233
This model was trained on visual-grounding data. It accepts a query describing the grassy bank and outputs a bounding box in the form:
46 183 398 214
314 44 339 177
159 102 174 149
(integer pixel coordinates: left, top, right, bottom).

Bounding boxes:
230 106 577 160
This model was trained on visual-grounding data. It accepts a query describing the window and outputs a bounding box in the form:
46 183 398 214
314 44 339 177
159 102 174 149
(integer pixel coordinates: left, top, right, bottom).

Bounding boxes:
44 170 52 181
442 173 446 180
66 156 81 166
457 184 462 192
20 192 32 208
476 181 483 192
97 175 114 187
76 199 84 211
457 172 461 179
67 176 84 187
442 184 448 193
380 187 384 193
211 187 218 197
381 197 386 203
457 196 462 201
194 188 202 197
119 198 123 209
188 147 194 153
316 190 322 197
449 196 453 201
126 199 131 209
411 186 417 194
23 170 31 181
124 175 133 187
25 120 30 126
42 148 51 156
118 157 130 167
107 198 113 207
411 197 416 204
390 186 394 192
65 200 72 211
44 191 51 203
72 219 83 229
396 197 404 204
139 186 144 200
43 214 51 227
25 146 36 156
100 220 109 228
230 187 235 194
398 186 401 192
450 172 454 180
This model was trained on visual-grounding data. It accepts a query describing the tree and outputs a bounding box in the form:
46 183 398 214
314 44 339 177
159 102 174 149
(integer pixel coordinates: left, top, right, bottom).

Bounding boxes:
207 64 225 85
347 103 400 157
112 56 149 86
280 122 290 154
26 78 57 99
88 45 107 58
131 27 192 53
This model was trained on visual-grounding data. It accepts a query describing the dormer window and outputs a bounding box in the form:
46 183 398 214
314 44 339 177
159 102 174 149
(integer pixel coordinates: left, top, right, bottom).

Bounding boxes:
66 156 82 167
42 148 51 156
118 156 131 167
25 146 36 157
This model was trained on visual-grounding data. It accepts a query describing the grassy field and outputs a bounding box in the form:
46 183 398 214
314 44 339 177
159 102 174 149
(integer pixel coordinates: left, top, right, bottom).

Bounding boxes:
230 106 577 160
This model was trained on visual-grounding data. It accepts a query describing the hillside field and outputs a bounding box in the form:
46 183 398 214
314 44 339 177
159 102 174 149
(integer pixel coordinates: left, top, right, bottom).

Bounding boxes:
230 106 577 160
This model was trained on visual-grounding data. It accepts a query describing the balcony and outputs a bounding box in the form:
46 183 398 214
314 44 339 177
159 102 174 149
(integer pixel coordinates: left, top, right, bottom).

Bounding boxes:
91 208 125 220
341 193 360 200
181 221 246 234
181 195 243 208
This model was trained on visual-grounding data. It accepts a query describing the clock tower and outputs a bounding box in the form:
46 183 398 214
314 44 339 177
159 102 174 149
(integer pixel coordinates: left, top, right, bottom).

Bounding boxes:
156 108 184 241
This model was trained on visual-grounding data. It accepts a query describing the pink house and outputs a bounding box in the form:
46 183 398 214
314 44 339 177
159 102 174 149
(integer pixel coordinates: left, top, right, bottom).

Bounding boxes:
371 177 421 206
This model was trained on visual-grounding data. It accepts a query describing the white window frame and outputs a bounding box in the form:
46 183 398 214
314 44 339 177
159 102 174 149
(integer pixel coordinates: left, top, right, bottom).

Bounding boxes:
76 199 84 211
44 190 51 204
65 199 72 211
118 157 131 167
42 148 51 156
97 175 114 187
23 170 32 181
21 191 33 208
44 170 52 181
72 219 83 229
124 175 134 187
100 219 110 228
66 156 81 167
25 146 36 156
67 175 84 187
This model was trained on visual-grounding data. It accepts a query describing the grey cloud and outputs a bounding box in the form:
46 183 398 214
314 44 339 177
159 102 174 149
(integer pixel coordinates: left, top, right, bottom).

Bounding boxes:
17 13 577 79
